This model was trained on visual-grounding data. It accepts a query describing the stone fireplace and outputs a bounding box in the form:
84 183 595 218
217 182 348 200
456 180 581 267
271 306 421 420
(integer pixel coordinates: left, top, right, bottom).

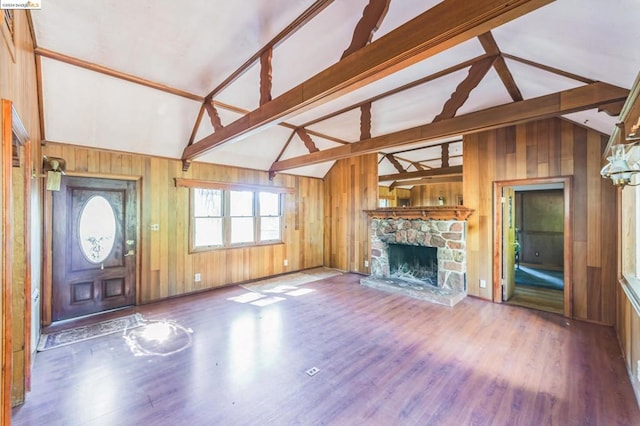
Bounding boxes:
361 207 473 307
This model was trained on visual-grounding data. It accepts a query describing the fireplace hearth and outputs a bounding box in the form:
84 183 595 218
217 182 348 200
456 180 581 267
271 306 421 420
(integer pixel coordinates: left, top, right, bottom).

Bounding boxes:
361 208 472 307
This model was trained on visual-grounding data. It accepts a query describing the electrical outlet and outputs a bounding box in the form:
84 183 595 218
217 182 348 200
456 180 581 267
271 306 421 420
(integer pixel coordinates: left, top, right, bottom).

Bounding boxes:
479 279 487 288
151 224 159 231
283 259 288 266
194 273 201 282
364 260 369 268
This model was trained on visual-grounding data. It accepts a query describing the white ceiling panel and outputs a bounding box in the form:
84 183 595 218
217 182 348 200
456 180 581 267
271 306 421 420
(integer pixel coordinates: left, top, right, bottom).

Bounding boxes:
41 57 200 158
492 0 640 89
562 109 619 136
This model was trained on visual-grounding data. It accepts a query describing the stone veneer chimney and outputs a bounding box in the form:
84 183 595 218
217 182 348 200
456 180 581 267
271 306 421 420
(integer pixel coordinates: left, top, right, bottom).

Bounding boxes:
361 207 473 307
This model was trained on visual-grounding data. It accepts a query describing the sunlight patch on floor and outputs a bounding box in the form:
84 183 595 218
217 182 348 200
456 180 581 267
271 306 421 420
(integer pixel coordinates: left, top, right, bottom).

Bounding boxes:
250 296 286 307
263 285 299 294
227 292 266 303
286 288 315 297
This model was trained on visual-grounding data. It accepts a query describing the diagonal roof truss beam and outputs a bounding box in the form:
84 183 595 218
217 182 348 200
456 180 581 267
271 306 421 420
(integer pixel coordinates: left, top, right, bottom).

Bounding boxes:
182 0 555 163
269 82 628 173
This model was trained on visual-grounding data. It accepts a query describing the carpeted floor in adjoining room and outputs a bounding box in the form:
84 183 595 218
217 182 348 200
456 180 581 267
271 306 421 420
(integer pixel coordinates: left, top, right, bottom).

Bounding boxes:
515 265 563 290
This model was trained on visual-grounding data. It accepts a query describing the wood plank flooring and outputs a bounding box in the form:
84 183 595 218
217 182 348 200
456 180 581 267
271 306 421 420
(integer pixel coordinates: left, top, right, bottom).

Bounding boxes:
12 273 640 425
507 284 564 315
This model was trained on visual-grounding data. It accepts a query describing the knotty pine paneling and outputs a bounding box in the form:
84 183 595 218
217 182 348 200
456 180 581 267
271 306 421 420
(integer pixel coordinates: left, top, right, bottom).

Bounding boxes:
324 154 378 273
410 182 462 206
1 10 43 408
463 118 617 325
42 143 324 314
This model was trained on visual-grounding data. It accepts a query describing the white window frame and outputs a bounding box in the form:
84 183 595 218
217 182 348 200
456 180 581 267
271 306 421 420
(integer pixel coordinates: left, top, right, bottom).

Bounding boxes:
187 185 285 252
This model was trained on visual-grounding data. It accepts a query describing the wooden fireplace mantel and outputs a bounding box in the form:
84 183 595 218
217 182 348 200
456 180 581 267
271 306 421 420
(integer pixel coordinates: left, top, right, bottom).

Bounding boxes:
364 206 474 221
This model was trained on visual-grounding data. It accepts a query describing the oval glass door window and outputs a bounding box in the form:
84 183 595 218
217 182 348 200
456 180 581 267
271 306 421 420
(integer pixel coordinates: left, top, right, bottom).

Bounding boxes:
79 195 117 263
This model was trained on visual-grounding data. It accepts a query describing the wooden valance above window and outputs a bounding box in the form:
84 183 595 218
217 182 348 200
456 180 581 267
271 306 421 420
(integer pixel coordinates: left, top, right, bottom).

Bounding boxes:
174 178 295 194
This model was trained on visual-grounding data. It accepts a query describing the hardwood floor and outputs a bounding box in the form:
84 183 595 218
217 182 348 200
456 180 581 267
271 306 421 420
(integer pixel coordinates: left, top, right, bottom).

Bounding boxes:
507 284 564 315
12 273 639 425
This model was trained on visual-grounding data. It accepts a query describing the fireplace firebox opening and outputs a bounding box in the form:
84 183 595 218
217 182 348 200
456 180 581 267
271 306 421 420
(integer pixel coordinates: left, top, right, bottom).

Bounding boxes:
388 244 437 286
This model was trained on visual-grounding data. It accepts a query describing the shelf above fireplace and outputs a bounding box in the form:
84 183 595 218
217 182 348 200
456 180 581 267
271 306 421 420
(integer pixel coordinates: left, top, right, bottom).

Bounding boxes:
364 206 474 221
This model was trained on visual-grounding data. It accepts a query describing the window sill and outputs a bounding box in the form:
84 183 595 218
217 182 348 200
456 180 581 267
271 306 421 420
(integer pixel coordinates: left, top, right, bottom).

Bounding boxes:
190 240 284 254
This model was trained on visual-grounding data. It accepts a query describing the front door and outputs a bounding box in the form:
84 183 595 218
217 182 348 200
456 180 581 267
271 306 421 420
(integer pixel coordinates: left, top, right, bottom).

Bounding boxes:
52 177 137 321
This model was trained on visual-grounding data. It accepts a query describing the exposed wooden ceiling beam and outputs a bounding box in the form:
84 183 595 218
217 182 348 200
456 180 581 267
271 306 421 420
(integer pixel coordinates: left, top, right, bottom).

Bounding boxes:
295 127 350 145
274 130 297 165
433 56 496 122
360 102 372 140
477 32 523 101
259 48 273 106
598 101 625 117
389 175 463 190
381 139 462 156
34 46 347 152
440 142 450 168
380 166 463 181
205 0 334 100
183 0 555 162
204 100 224 132
341 0 391 59
385 154 405 173
35 47 204 102
501 52 595 84
270 82 628 172
296 128 320 153
300 54 491 129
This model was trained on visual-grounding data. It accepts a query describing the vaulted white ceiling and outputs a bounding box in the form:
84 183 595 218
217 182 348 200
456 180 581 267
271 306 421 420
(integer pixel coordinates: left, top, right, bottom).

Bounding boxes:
31 0 640 182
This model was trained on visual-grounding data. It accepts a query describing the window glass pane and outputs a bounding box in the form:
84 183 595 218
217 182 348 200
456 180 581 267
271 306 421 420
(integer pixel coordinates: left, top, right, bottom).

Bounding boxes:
231 217 254 243
194 218 223 247
79 195 116 263
230 191 253 216
259 192 280 216
260 217 281 241
194 189 222 217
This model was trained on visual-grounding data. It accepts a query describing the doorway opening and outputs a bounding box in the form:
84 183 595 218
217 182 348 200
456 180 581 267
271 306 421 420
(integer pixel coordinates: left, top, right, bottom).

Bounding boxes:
493 177 572 316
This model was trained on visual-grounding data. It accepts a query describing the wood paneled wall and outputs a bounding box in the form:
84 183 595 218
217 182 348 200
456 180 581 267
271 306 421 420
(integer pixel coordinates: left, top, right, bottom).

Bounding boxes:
410 182 462 206
463 118 617 325
1 10 43 409
378 186 410 207
42 143 324 318
324 154 378 273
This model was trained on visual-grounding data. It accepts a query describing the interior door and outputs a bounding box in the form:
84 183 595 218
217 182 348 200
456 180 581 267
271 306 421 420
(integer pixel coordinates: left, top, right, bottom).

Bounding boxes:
502 187 516 301
52 177 136 321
